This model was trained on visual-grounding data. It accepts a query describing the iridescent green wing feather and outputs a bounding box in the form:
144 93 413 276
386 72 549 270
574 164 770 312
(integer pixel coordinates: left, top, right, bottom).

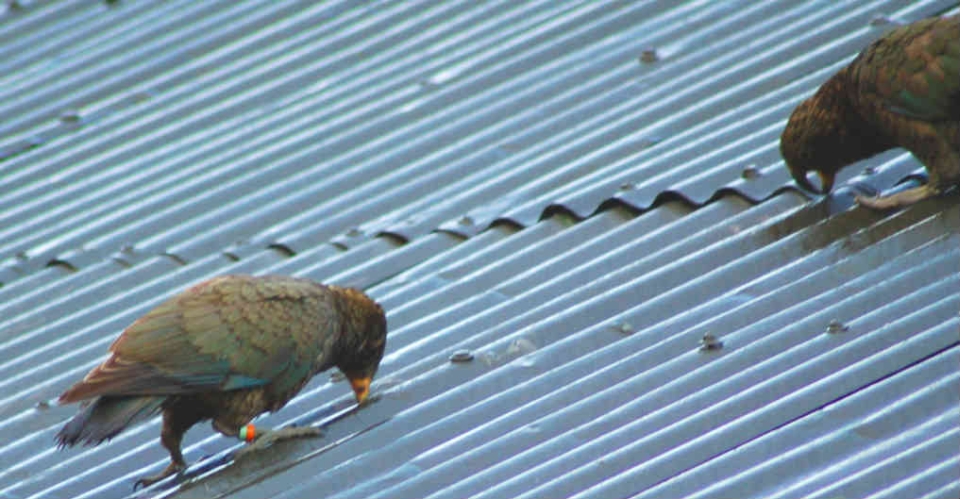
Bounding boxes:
857 16 960 121
82 276 333 398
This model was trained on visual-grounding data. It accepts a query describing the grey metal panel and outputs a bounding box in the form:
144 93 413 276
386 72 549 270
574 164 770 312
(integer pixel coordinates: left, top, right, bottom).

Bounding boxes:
0 194 955 499
0 0 587 266
631 348 959 499
210 196 954 499
0 1 958 498
0 0 948 280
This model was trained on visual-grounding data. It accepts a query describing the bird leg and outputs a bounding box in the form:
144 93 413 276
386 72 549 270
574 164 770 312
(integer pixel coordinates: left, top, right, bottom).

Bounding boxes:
234 425 323 461
134 460 185 490
855 184 937 209
134 406 201 490
133 413 192 489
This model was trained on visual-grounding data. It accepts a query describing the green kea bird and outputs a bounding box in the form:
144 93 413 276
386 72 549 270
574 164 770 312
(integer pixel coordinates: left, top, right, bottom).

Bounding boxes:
780 14 959 209
56 274 387 488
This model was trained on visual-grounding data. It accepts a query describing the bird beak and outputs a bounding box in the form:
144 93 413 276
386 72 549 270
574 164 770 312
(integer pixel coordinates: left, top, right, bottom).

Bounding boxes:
349 376 371 405
817 171 835 194
790 168 834 195
790 168 820 194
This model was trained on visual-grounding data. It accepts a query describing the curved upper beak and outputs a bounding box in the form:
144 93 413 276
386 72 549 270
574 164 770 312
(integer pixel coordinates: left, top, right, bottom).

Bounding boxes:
349 376 371 405
790 168 834 195
817 171 835 194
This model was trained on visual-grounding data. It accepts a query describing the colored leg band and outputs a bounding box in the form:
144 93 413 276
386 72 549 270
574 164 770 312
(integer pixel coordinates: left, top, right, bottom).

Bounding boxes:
240 424 256 442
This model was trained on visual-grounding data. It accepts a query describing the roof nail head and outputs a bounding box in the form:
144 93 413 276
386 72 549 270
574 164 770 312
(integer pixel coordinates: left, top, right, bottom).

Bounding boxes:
825 319 849 334
639 49 659 64
699 333 723 352
741 165 761 180
60 109 82 124
450 350 474 363
869 15 898 27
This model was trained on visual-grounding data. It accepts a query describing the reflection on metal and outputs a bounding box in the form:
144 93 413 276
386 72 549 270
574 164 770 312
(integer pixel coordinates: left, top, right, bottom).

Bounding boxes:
0 0 957 498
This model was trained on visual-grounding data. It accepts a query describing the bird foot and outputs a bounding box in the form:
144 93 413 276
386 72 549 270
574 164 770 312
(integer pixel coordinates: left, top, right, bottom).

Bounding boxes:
235 426 323 460
133 460 185 490
855 185 935 210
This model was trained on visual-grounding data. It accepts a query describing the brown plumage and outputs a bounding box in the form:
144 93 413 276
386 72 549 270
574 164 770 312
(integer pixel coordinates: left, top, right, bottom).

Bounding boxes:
56 274 387 488
780 15 959 209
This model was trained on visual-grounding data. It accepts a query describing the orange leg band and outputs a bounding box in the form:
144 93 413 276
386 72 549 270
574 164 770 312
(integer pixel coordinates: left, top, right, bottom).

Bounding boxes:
239 424 256 442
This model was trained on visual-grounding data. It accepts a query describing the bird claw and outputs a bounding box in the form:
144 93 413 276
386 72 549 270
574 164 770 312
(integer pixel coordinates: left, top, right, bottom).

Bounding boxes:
855 185 935 210
133 462 185 490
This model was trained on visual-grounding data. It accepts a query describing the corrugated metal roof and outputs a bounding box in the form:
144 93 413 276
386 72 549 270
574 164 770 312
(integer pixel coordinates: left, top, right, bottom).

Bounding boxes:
1 1 957 498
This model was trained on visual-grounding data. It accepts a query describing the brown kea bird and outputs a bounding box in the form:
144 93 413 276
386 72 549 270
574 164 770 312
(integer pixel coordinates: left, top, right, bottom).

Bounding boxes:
56 274 387 488
780 14 959 209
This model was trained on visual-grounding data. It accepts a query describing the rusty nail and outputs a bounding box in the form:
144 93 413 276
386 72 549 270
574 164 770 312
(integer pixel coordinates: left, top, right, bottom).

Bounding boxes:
639 49 659 64
741 165 761 180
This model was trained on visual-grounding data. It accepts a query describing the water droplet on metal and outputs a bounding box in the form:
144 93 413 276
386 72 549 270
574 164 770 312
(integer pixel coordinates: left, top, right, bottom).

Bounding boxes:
699 333 723 352
458 216 474 226
449 350 474 363
507 338 537 357
330 371 346 382
863 165 877 175
639 48 659 64
35 400 50 410
825 319 849 334
346 227 363 237
618 182 635 191
608 322 633 335
427 67 461 85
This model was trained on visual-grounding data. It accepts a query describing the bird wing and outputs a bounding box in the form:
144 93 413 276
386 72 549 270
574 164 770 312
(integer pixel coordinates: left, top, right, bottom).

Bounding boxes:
858 16 960 121
60 276 337 402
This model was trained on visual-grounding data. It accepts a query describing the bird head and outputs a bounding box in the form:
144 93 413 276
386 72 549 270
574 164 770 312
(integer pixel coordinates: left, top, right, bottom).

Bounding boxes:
780 99 844 195
336 290 387 405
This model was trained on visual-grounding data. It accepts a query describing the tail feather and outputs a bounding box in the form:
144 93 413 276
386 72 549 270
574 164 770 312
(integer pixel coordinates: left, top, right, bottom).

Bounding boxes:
56 396 164 447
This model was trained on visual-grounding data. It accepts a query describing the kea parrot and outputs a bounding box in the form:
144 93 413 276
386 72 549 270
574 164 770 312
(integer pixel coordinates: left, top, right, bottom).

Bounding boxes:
780 14 959 209
56 274 387 488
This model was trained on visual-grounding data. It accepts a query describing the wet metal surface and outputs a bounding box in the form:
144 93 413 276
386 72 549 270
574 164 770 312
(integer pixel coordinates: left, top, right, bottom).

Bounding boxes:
0 0 958 498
